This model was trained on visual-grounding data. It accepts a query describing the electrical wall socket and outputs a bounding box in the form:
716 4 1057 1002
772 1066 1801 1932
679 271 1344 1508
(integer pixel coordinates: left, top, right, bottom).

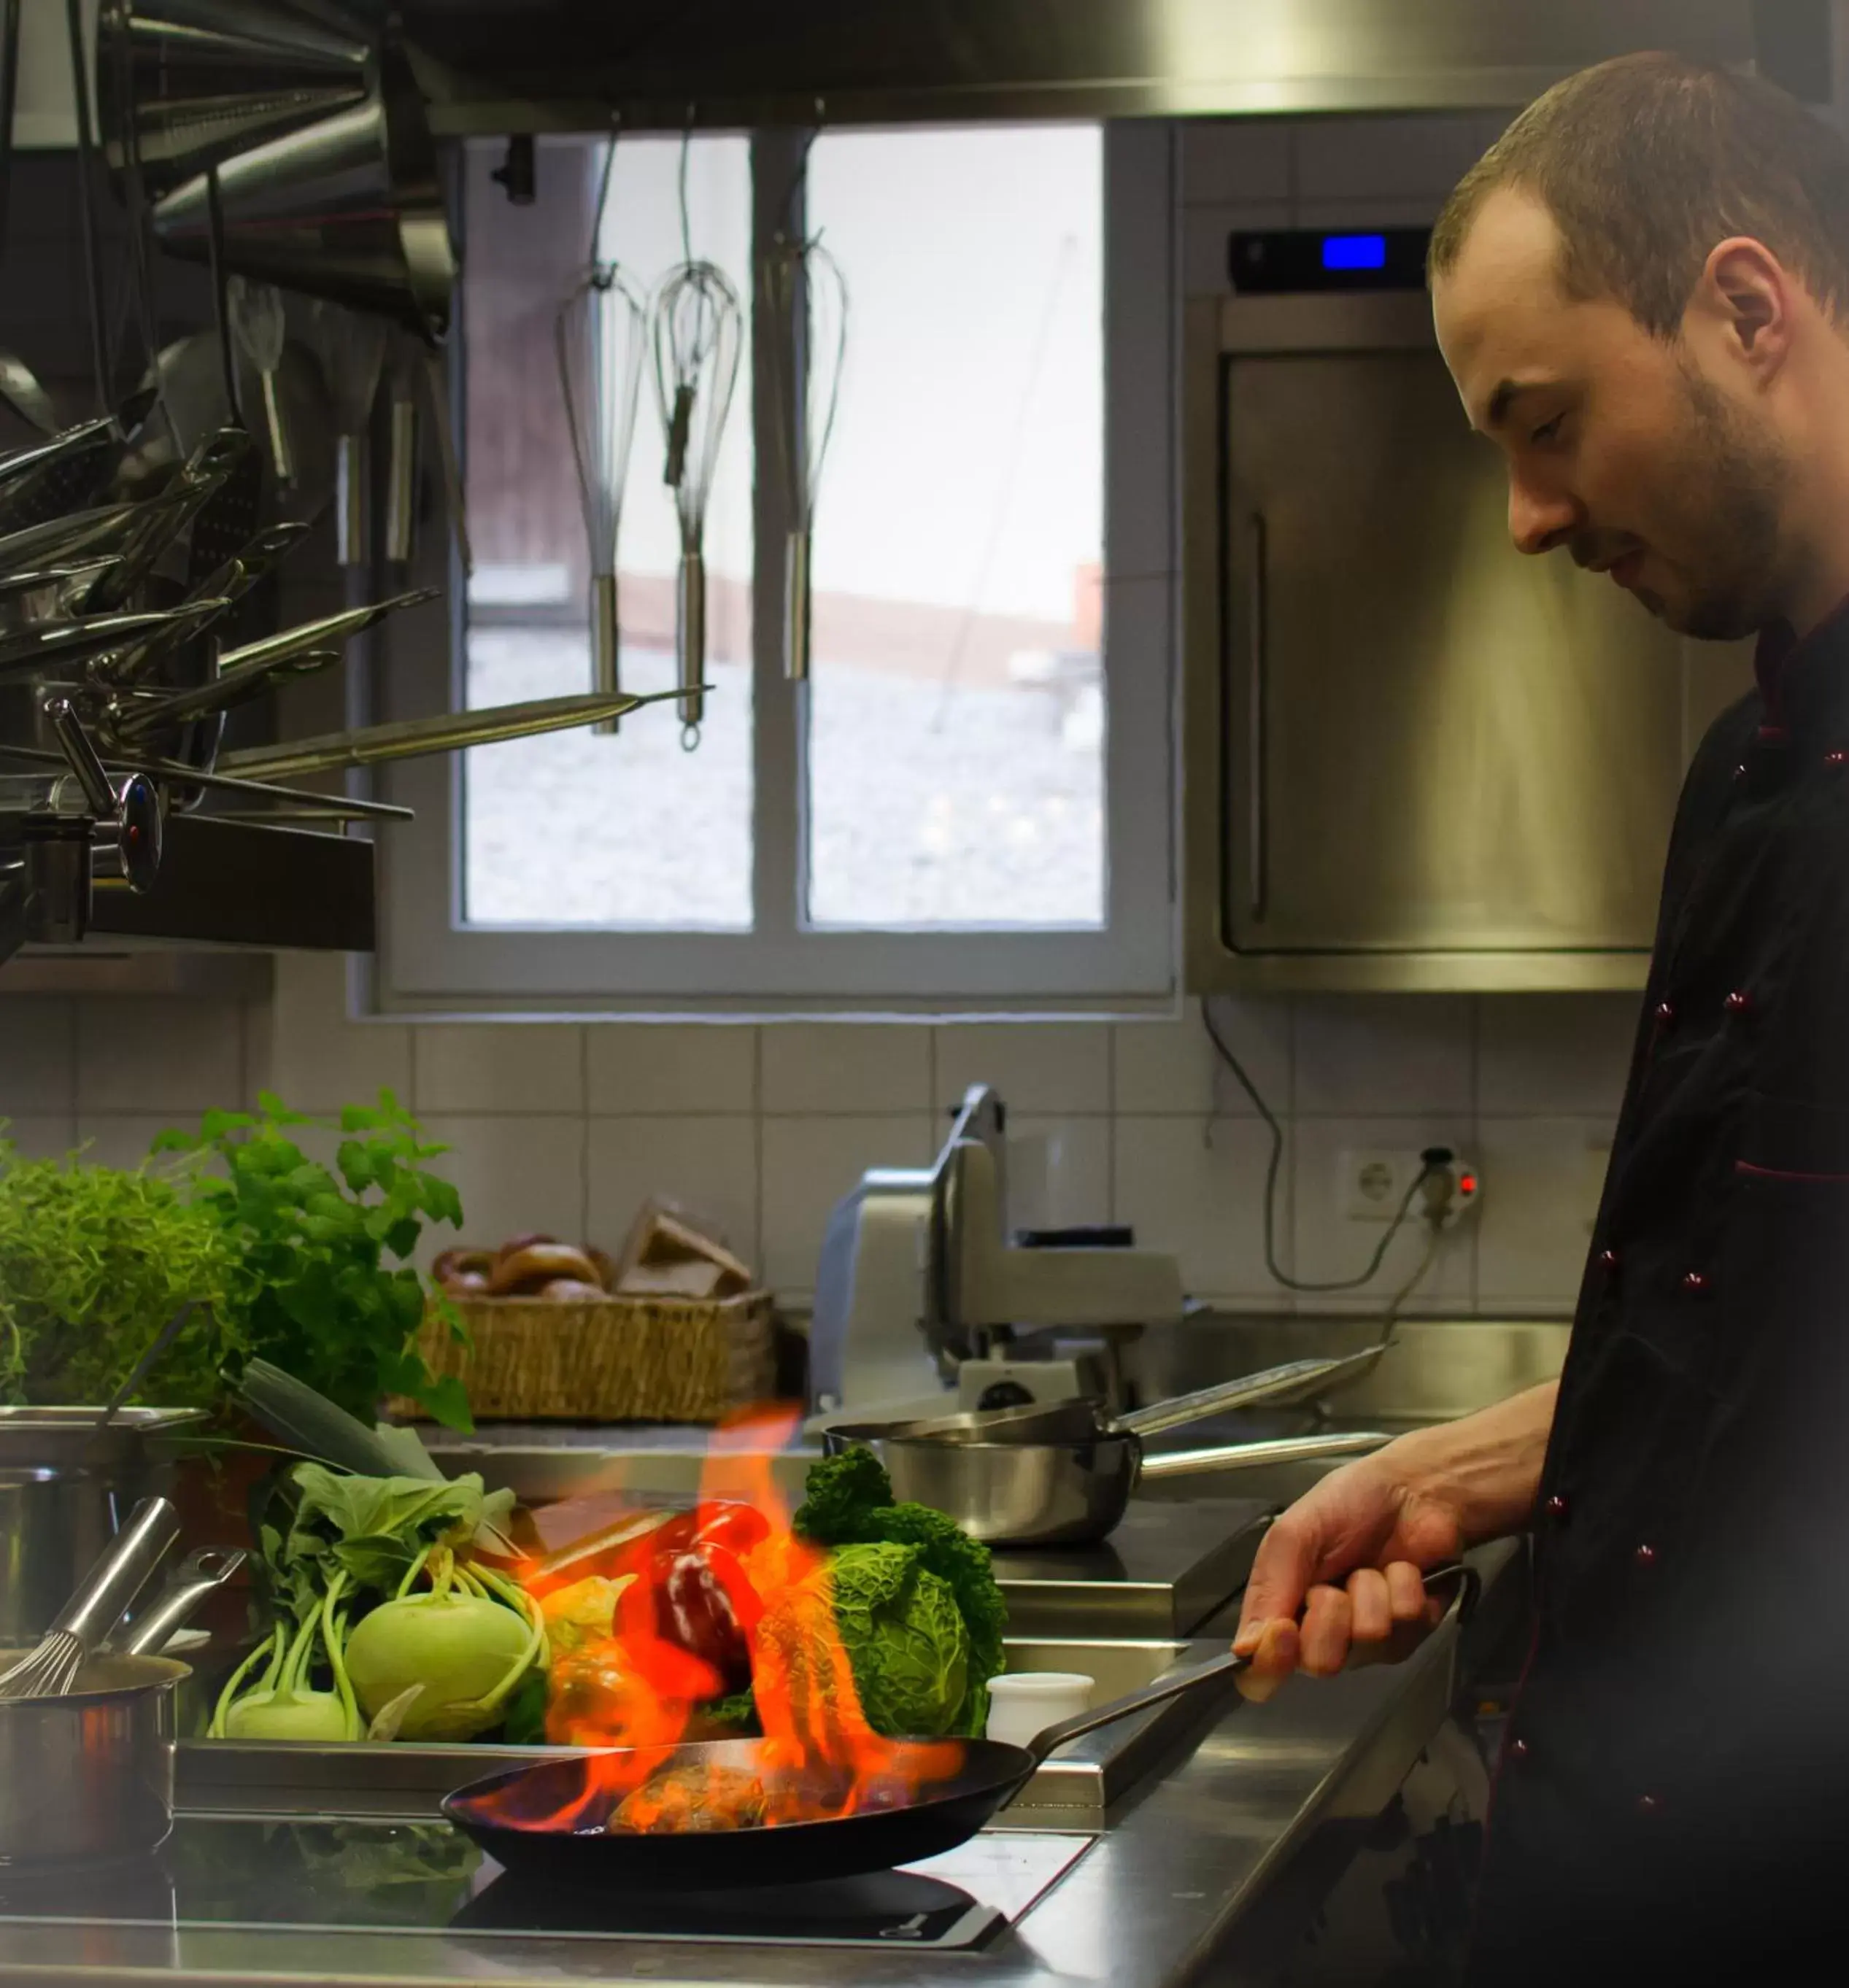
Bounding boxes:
1340 1148 1482 1225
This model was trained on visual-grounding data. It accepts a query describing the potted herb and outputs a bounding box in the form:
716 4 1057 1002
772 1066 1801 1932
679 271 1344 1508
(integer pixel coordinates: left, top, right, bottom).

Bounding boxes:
0 1141 246 1407
154 1090 472 1433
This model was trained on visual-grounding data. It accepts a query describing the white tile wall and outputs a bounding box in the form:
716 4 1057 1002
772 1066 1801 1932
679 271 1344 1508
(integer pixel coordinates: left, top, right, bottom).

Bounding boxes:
75 997 245 1115
0 997 74 1115
3 1113 75 1159
1114 996 1290 1117
759 1024 932 1116
414 1114 587 1268
587 1115 758 1268
4 110 1643 1326
935 1023 1110 1116
1115 1115 1281 1300
250 953 412 1115
414 1023 585 1115
587 1023 757 1115
1294 995 1475 1116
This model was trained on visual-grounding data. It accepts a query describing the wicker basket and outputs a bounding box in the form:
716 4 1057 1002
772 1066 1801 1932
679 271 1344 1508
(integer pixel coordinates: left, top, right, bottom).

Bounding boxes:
387 1289 778 1423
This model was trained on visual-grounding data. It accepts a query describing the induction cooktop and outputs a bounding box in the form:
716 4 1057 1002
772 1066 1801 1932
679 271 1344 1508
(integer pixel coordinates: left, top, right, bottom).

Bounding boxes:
0 1816 1095 1954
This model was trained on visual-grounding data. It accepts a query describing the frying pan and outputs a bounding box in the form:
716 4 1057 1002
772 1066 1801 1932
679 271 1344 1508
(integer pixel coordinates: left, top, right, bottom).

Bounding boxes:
444 1563 1475 1890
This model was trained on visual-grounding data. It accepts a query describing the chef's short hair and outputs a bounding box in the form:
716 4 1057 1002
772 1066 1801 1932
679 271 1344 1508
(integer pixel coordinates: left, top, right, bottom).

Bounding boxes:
1429 52 1849 336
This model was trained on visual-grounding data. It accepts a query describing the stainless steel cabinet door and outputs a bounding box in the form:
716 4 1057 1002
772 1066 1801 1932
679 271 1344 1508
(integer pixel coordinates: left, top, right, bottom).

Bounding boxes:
1224 348 1686 955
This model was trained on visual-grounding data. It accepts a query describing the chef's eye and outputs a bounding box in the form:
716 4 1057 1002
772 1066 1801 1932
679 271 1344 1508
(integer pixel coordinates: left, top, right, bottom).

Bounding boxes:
1532 414 1566 445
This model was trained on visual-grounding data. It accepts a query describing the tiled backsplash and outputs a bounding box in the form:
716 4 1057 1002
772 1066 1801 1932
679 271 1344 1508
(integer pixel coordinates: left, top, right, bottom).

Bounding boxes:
0 955 1634 1316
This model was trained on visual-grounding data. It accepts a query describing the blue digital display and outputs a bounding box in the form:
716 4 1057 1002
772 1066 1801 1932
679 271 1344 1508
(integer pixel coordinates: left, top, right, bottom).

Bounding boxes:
1321 233 1389 272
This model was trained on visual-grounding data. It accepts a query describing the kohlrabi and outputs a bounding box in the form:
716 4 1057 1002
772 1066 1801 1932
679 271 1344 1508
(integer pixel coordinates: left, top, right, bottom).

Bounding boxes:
210 1574 362 1741
341 1547 546 1741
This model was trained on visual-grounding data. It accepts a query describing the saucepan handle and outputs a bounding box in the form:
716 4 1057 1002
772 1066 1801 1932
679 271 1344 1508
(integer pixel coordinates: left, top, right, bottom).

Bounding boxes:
1019 1560 1476 1769
113 1545 247 1656
1116 1358 1340 1439
1136 1431 1393 1478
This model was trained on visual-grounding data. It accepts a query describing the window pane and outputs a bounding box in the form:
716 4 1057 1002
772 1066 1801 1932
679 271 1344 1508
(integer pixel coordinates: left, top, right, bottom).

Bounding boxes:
461 136 754 929
803 128 1104 929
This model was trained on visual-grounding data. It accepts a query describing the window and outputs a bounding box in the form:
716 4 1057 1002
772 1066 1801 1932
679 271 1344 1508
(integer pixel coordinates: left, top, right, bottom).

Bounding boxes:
374 125 1173 1013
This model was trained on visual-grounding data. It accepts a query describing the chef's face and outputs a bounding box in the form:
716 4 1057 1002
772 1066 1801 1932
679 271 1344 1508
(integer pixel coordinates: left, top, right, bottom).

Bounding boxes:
1432 185 1789 640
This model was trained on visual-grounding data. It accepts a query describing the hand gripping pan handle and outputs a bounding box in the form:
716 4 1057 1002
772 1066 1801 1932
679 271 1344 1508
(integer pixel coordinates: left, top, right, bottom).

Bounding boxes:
1019 1560 1479 1769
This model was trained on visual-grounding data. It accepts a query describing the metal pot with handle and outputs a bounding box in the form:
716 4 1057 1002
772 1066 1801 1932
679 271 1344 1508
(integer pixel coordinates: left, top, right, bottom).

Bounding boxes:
822 1366 1394 1546
0 1406 205 1644
0 1543 242 1865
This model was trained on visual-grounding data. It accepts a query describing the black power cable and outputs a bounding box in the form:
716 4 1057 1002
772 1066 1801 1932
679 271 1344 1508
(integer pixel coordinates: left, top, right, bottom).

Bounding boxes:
1200 996 1445 1294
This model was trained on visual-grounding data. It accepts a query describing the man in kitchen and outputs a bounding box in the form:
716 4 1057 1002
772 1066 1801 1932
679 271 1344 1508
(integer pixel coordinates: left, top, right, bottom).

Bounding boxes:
1230 51 1849 1983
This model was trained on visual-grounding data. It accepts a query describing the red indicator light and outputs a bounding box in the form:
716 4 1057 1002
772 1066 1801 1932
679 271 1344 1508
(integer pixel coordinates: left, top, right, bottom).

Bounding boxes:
1459 1172 1478 1196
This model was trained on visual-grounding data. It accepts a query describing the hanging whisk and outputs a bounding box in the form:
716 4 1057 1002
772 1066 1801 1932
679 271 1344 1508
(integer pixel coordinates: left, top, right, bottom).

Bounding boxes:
557 134 648 736
763 228 848 682
310 301 388 568
650 177 743 744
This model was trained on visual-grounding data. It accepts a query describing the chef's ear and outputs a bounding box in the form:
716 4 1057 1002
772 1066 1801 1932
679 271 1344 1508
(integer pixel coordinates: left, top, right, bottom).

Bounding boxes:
1692 235 1795 376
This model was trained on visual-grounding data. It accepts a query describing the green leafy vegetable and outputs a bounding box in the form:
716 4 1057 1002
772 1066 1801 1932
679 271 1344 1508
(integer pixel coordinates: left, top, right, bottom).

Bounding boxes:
215 1463 541 1746
0 1137 246 1407
795 1450 1008 1737
153 1090 469 1428
827 1540 970 1738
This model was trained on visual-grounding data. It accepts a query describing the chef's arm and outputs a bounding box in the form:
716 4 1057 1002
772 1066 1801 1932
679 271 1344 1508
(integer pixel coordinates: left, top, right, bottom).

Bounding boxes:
1231 1379 1559 1699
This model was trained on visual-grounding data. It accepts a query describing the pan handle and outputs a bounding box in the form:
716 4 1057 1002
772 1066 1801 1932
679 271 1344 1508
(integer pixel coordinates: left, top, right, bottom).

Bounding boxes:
1136 1430 1393 1478
1115 1358 1342 1439
1018 1560 1475 1770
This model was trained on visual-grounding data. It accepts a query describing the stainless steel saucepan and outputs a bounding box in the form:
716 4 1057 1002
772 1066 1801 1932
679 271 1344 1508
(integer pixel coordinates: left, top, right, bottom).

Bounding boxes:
823 1368 1393 1546
0 1544 242 1865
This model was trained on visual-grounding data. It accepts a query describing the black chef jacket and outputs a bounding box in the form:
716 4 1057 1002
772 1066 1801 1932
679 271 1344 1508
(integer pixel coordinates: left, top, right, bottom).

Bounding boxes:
1467 604 1849 1985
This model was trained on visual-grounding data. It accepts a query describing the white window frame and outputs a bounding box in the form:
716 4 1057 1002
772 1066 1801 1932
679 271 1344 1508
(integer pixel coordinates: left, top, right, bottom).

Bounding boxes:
368 122 1176 1016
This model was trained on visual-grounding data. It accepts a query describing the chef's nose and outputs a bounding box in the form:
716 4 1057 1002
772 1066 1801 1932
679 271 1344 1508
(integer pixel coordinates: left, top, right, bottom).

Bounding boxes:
1507 474 1578 557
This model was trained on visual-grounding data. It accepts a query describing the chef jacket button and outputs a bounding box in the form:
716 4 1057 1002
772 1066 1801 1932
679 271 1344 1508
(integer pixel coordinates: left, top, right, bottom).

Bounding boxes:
1653 999 1677 1029
1598 1247 1621 1275
1544 1493 1570 1521
1723 989 1753 1018
1634 1542 1656 1567
1637 1792 1662 1817
1508 1737 1529 1763
1681 1270 1711 1296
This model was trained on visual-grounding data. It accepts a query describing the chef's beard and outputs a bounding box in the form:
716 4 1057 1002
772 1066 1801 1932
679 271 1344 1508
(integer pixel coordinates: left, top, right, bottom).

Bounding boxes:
1624 361 1790 641
1570 360 1789 640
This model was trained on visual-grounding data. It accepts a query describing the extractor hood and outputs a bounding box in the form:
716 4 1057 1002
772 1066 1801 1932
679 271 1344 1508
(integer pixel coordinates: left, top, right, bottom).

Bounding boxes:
398 0 1776 133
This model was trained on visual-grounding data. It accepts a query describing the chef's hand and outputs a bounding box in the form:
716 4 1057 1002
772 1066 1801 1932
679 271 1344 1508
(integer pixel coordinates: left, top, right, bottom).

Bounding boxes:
1229 1443 1464 1703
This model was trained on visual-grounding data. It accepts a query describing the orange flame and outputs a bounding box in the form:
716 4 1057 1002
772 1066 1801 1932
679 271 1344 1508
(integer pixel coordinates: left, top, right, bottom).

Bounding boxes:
499 1405 965 1836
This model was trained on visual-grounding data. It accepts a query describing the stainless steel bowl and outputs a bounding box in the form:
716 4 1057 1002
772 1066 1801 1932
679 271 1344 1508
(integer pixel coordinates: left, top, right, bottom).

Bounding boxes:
0 1407 206 1643
0 1652 189 1864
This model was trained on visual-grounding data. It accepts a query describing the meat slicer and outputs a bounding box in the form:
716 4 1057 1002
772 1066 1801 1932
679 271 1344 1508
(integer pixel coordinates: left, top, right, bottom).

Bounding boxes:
808 1085 1184 1420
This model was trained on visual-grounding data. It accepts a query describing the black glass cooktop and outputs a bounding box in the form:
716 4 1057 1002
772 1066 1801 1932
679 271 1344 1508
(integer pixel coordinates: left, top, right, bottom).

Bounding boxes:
0 1817 1093 1954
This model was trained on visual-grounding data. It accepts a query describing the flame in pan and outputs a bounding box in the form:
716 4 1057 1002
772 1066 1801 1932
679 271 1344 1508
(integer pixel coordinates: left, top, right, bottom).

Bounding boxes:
494 1409 964 1836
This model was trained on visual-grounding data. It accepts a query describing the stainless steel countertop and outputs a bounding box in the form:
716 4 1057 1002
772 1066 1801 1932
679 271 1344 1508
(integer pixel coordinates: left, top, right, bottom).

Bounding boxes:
0 1539 1517 1988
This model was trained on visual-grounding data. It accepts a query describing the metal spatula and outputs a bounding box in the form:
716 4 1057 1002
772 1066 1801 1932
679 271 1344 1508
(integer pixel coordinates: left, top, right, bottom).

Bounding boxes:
0 1496 180 1699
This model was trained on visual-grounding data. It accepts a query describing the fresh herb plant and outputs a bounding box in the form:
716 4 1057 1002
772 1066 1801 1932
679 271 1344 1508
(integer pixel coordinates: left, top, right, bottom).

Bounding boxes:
0 1137 246 1407
155 1091 472 1431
